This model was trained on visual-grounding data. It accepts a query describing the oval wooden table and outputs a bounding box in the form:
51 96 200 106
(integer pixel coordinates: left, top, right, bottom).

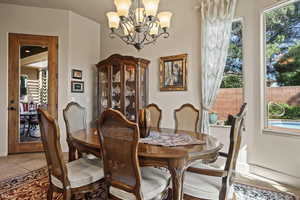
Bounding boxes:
69 128 223 200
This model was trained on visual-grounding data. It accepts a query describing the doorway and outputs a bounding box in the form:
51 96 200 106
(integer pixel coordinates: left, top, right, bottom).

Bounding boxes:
8 33 58 153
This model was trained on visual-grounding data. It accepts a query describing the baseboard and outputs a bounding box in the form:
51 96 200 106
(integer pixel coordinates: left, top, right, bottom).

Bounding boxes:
250 164 300 188
0 151 8 157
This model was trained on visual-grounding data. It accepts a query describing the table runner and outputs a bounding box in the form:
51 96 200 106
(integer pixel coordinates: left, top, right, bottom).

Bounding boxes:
140 131 205 147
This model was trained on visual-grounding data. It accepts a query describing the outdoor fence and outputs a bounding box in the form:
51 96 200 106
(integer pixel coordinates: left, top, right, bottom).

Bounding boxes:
212 86 300 120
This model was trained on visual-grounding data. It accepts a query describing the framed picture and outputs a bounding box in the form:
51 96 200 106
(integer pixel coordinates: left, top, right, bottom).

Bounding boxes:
72 69 83 79
71 81 84 93
160 54 188 91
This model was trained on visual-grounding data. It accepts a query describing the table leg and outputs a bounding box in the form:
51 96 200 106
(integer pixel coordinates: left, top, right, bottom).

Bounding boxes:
169 164 186 200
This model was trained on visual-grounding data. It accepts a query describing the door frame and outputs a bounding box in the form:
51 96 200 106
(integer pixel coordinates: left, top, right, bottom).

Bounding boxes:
8 33 58 154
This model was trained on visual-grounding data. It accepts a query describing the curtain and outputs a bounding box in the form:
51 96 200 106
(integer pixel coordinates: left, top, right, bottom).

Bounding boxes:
200 0 237 134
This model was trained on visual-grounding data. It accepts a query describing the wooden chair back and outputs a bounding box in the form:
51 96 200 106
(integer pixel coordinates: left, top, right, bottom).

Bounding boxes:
38 108 69 188
174 104 200 132
221 103 247 199
97 109 143 199
63 102 87 137
145 103 162 129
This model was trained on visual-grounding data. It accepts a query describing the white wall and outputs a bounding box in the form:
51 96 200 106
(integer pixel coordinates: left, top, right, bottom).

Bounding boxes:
68 12 101 125
0 3 100 155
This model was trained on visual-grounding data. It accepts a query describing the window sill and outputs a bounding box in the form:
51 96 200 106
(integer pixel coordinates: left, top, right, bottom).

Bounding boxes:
263 128 300 138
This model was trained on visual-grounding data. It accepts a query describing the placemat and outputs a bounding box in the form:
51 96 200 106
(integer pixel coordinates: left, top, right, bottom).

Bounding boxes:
140 131 205 147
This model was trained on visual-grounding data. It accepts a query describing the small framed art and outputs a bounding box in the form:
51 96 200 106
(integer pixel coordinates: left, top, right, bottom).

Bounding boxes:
72 69 83 79
71 81 84 93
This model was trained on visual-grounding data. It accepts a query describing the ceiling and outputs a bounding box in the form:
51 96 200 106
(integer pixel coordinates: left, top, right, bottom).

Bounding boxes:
0 0 174 24
0 0 114 23
21 46 48 59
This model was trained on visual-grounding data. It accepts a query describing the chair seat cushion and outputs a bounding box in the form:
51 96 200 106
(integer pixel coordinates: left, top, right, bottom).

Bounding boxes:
190 156 226 170
110 167 171 200
184 163 222 200
51 158 104 189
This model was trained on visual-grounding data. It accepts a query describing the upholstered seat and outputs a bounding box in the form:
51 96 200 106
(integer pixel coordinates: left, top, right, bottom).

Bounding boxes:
190 156 227 170
184 162 222 200
51 158 104 189
110 167 170 200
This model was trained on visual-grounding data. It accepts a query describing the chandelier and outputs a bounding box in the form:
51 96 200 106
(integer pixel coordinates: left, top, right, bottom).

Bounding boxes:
106 0 173 50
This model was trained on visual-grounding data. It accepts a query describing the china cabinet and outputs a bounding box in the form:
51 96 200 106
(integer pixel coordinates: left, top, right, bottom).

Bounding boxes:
97 54 150 123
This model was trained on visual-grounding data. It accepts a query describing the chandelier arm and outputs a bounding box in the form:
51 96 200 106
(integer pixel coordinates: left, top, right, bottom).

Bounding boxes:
140 32 149 44
162 31 170 38
143 37 157 45
144 31 154 42
110 31 136 45
120 37 136 45
121 22 134 42
143 30 170 45
144 35 152 42
133 32 139 44
143 21 155 42
144 32 159 45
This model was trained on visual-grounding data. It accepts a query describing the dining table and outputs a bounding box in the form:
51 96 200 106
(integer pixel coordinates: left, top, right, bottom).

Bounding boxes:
69 128 223 200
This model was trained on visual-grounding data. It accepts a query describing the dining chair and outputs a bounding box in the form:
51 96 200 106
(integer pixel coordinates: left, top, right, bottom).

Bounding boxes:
145 103 162 129
183 103 247 200
174 103 200 132
19 102 28 135
38 108 104 200
98 108 170 200
27 103 39 137
63 102 88 161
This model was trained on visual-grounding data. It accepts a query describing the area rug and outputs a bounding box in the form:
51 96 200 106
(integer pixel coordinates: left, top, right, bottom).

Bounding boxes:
233 183 297 200
0 167 297 200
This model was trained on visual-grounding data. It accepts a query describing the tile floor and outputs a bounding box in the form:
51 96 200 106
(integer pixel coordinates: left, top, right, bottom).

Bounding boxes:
0 153 46 180
0 153 299 199
0 152 68 181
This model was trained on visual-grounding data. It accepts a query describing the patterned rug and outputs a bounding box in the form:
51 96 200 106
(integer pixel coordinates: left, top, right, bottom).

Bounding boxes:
233 183 297 200
0 167 297 200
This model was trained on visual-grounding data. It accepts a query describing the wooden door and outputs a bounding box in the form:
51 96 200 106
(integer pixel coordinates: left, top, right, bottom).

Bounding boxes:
8 33 58 153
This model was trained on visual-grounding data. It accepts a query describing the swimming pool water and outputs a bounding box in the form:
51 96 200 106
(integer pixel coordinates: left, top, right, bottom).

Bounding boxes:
269 121 300 130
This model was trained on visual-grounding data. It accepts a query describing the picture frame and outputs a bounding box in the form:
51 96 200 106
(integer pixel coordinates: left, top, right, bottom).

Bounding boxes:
160 54 188 91
71 81 84 93
72 69 83 79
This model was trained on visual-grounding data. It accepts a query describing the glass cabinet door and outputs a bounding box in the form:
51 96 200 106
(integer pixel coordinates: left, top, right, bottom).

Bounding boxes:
99 66 109 113
111 64 121 111
125 65 136 121
140 67 147 108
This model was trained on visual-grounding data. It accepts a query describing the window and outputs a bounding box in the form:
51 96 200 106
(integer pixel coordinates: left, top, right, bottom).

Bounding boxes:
263 0 300 132
212 19 244 125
